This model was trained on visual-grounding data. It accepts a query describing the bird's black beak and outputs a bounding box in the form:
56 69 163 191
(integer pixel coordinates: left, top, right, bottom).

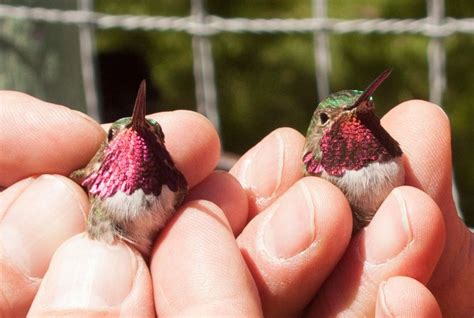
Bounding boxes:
131 80 147 129
345 69 392 111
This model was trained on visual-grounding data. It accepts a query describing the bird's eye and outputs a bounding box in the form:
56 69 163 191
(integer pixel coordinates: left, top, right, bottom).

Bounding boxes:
319 112 329 125
107 129 114 141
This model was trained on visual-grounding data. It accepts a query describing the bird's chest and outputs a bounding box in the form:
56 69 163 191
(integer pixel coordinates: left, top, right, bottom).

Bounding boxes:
322 157 405 214
100 185 178 224
320 117 390 177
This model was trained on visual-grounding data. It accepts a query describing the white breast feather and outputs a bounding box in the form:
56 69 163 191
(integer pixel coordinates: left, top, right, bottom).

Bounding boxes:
323 157 405 214
101 185 178 253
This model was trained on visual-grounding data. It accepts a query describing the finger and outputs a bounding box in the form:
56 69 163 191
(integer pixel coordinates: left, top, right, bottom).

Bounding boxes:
28 234 154 317
150 200 262 316
376 276 442 318
1 90 220 189
230 128 305 219
237 177 352 317
382 100 455 218
0 175 88 317
186 171 248 235
0 177 35 219
0 91 104 187
141 110 221 188
383 101 473 316
308 186 445 316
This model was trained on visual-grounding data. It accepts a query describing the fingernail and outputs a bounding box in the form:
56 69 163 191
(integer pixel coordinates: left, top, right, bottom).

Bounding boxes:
0 175 86 278
378 281 394 317
364 188 413 264
0 177 36 213
263 181 316 259
240 132 285 204
36 235 136 309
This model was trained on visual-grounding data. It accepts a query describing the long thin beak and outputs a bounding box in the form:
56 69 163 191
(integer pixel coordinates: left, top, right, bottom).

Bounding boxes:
345 69 392 111
131 80 147 129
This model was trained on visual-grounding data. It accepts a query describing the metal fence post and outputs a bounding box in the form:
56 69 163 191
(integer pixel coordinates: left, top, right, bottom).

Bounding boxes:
427 0 446 106
312 0 330 100
78 0 100 121
190 0 220 135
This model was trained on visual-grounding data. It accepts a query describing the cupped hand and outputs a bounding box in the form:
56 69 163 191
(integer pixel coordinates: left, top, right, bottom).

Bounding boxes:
230 100 472 317
1 91 261 316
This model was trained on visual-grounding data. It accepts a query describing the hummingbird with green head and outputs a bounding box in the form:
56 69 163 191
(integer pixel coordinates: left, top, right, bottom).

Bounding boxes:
302 69 404 232
71 80 188 256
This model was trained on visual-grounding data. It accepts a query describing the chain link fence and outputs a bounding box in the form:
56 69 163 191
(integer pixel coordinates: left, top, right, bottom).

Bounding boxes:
0 0 472 220
1 1 474 126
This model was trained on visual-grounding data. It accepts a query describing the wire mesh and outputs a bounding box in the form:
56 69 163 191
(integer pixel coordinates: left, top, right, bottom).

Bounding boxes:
0 1 470 215
78 0 100 121
1 3 474 119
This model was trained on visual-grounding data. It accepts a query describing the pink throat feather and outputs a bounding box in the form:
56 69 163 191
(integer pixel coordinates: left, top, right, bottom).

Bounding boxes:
82 128 171 199
305 114 390 177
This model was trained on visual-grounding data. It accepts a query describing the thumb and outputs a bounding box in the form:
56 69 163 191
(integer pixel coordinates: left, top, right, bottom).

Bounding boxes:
376 276 442 317
28 235 154 317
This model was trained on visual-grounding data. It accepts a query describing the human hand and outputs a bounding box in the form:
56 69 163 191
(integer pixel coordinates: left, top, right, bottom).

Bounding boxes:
230 100 473 317
1 92 472 317
0 91 263 316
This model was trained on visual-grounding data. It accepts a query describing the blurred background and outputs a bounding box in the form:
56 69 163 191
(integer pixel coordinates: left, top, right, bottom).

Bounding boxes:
0 0 472 226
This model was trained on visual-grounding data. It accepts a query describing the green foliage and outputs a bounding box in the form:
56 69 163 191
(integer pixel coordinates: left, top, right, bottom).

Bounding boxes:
95 0 473 226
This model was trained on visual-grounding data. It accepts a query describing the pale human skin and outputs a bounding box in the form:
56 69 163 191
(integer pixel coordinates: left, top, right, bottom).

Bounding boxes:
0 91 472 317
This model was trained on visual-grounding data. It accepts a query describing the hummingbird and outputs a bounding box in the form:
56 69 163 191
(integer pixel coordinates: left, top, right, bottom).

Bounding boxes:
70 80 188 256
302 69 404 232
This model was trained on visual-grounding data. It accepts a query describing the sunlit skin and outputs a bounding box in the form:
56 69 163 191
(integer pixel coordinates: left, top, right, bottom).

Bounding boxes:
0 91 472 317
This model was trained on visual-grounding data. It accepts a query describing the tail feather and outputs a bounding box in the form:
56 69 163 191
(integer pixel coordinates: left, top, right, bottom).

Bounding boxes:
352 207 374 234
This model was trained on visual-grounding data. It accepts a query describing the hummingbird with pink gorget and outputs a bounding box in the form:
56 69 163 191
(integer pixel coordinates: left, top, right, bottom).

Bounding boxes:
71 80 188 256
302 70 405 232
